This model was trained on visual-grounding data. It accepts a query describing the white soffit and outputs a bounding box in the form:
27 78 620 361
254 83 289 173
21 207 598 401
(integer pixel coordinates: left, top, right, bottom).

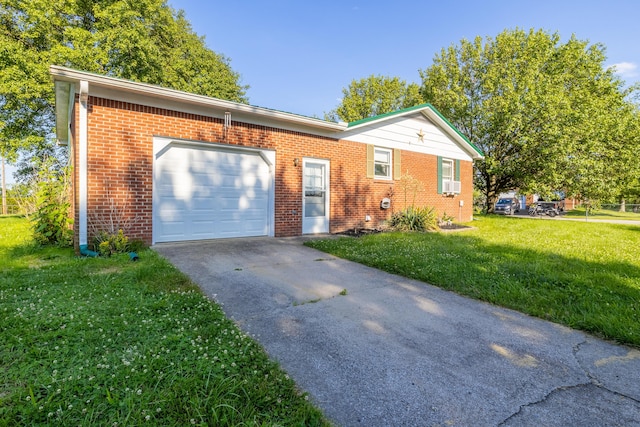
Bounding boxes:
54 81 73 145
49 65 346 137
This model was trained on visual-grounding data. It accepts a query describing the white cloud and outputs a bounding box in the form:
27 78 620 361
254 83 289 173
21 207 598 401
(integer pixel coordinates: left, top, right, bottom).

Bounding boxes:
608 62 639 79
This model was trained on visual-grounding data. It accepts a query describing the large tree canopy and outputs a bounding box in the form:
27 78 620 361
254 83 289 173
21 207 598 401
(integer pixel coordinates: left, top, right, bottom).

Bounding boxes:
419 28 639 210
0 0 248 165
326 75 421 123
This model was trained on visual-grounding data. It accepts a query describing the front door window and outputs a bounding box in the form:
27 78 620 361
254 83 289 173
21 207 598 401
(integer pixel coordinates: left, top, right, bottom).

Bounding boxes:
303 159 329 233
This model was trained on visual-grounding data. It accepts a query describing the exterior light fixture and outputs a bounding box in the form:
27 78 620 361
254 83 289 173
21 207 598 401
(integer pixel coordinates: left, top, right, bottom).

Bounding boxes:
224 112 231 129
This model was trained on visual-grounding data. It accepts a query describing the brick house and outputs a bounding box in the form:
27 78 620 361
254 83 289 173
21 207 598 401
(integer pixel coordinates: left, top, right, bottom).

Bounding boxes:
51 66 483 248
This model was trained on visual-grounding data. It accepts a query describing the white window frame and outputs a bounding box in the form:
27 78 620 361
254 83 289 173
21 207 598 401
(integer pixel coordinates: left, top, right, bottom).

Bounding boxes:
441 158 461 194
442 158 454 183
374 147 392 180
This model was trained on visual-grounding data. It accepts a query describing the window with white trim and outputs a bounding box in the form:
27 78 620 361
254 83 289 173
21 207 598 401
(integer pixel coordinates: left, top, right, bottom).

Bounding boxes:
374 147 392 180
438 156 461 194
442 158 453 183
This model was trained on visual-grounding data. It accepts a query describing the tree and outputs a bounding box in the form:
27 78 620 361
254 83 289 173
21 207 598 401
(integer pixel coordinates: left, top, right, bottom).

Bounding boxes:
607 103 640 210
0 0 248 177
562 93 640 210
0 9 52 208
12 139 66 185
326 75 422 122
48 1 249 101
419 28 637 211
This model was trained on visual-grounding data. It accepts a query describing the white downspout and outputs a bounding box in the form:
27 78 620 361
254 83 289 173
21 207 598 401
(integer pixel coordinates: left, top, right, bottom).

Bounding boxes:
78 80 89 246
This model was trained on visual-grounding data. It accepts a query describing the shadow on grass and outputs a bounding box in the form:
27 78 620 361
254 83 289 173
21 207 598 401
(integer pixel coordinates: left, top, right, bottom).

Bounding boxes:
614 224 640 233
4 241 74 267
564 209 640 221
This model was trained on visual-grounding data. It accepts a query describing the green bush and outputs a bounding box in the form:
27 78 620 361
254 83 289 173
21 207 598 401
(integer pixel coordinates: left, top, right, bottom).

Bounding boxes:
389 206 438 232
438 211 456 227
31 164 73 247
94 229 129 256
92 231 147 256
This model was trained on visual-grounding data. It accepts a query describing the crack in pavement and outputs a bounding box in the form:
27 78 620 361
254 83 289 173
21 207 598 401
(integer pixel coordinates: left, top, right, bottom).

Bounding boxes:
499 337 640 425
573 338 603 385
574 339 640 404
498 382 592 426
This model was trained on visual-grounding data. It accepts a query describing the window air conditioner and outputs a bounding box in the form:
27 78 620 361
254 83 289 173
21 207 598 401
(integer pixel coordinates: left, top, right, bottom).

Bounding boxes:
443 180 461 194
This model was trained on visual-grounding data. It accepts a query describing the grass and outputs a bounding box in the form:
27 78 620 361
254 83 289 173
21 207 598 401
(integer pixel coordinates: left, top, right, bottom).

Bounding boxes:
0 217 330 426
563 207 640 220
306 215 640 347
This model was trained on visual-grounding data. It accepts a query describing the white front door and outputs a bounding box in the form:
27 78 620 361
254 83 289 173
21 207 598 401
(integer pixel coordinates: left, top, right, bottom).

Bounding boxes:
302 159 329 234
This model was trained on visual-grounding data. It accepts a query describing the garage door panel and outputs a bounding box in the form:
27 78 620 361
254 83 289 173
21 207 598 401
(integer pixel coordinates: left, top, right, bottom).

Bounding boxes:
191 219 217 237
154 144 271 242
219 202 268 214
192 173 218 187
219 196 252 210
157 220 187 240
158 209 186 221
243 219 269 233
190 197 216 210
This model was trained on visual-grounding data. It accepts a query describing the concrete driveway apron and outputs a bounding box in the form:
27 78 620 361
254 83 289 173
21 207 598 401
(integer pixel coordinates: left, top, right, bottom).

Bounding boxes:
155 237 640 427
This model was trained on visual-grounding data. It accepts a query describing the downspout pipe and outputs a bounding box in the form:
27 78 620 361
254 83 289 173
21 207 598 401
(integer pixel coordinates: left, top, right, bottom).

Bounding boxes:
79 80 89 247
79 244 99 257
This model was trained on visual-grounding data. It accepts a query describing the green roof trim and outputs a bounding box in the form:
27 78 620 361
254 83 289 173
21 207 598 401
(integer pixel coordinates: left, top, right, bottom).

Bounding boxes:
347 103 484 157
347 103 431 127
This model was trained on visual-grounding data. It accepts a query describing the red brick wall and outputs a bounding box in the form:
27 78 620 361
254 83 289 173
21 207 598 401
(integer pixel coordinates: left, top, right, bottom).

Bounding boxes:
73 96 475 246
391 151 474 223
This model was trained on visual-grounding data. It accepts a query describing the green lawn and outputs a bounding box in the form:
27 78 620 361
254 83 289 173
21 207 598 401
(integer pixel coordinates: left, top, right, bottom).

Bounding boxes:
564 207 640 220
0 217 329 426
306 215 640 347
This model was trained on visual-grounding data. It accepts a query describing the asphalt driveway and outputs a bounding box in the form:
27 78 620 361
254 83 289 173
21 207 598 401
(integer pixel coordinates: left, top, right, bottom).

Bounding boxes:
155 237 640 426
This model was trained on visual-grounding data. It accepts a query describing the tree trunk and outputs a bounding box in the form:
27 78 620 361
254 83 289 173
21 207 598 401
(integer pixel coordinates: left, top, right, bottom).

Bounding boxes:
487 193 499 213
619 197 626 213
485 175 498 213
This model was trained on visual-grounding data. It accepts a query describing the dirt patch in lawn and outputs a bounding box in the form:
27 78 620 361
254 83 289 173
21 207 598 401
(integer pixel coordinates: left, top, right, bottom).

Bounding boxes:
438 224 475 232
336 224 474 237
335 228 385 237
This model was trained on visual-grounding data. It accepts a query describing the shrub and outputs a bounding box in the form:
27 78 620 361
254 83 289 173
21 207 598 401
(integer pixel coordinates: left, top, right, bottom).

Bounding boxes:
31 163 73 247
397 172 423 207
88 184 140 255
439 211 455 227
93 231 148 257
389 206 438 232
94 229 129 257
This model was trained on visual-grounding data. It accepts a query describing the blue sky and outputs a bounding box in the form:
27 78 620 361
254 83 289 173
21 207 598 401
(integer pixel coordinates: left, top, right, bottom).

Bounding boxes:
169 0 640 118
4 0 639 185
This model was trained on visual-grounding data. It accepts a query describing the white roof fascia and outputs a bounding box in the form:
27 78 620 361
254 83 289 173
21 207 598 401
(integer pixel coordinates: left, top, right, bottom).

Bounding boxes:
49 65 347 135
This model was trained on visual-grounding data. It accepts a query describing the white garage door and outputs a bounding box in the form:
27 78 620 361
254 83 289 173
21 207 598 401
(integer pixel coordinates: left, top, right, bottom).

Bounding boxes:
153 142 271 243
